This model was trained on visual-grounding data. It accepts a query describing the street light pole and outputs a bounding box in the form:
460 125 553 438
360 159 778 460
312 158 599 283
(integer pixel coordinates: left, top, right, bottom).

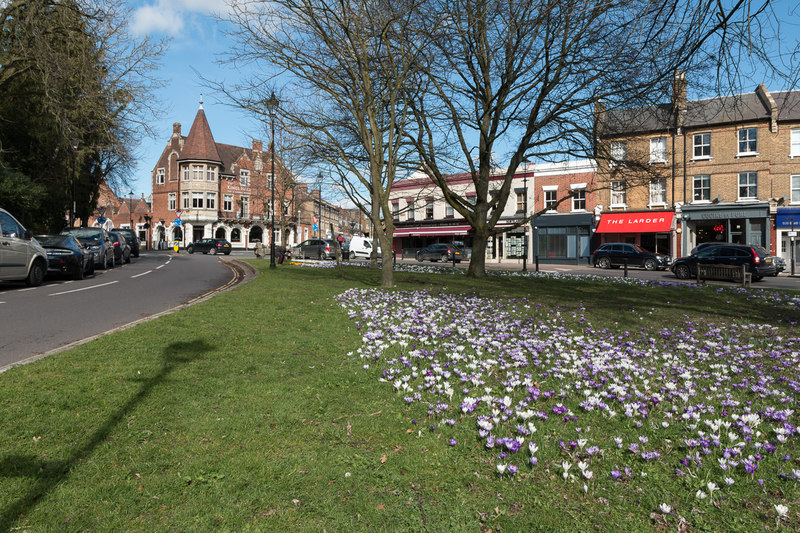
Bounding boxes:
522 172 528 273
128 190 135 230
266 92 279 269
70 138 79 226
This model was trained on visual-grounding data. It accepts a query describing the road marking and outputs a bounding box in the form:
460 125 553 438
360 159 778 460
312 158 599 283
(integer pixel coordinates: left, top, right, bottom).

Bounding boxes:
156 264 165 269
49 281 118 296
131 270 152 278
19 287 37 292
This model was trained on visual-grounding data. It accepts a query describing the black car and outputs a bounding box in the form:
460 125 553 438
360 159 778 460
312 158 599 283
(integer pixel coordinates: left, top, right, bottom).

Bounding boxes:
670 243 776 281
36 234 95 280
187 238 231 255
60 227 114 269
591 243 670 270
108 231 132 264
416 243 464 263
115 228 140 257
292 239 338 260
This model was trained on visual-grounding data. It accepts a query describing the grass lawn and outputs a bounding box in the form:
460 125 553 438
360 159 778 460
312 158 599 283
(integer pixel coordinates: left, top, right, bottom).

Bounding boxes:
1 261 799 531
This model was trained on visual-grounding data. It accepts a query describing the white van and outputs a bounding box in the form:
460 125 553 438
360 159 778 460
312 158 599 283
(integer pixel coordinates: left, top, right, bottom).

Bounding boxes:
349 236 381 259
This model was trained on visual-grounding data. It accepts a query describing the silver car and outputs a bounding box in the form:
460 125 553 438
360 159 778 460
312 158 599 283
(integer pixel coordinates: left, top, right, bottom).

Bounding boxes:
0 207 48 286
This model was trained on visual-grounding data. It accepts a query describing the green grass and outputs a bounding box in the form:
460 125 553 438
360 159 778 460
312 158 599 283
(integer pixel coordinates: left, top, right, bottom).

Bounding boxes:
0 263 798 531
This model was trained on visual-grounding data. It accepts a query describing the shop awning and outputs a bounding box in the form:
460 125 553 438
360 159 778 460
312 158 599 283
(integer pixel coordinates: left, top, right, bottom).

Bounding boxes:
393 224 472 237
595 212 674 233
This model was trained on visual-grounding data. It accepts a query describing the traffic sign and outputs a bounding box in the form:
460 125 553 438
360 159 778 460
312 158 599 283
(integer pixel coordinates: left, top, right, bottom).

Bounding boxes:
789 231 798 237
312 224 318 231
97 216 106 224
175 210 183 218
174 218 183 226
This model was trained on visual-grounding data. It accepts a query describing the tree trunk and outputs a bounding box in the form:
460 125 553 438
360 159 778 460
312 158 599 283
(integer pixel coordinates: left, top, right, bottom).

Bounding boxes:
467 230 489 278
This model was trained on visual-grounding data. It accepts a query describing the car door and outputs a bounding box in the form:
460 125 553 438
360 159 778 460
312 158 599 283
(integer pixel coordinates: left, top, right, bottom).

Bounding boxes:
0 211 29 279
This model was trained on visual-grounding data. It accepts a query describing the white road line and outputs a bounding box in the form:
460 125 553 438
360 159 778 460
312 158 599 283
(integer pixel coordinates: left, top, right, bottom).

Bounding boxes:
49 281 118 296
156 264 165 270
131 270 152 278
19 287 37 292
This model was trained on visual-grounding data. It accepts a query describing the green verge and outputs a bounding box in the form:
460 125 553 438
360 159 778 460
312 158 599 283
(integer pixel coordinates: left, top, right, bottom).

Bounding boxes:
0 262 797 532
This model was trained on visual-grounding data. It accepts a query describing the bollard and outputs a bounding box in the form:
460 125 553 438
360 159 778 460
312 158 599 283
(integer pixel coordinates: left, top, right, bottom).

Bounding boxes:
623 258 628 277
535 255 539 272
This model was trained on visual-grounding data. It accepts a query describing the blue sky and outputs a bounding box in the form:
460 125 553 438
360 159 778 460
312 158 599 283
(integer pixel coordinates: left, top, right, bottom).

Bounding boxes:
124 0 800 201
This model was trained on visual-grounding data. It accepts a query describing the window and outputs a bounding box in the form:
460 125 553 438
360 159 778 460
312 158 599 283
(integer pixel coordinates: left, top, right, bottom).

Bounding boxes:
192 192 203 208
206 193 216 210
792 175 800 203
610 180 626 206
240 170 250 186
407 200 415 221
611 141 627 163
206 166 216 181
156 168 165 185
571 188 586 211
392 201 399 221
224 195 233 212
192 164 203 180
425 199 434 219
693 175 711 202
168 193 176 211
738 171 757 200
649 137 667 163
183 166 190 181
445 204 454 218
544 189 558 211
266 173 274 190
241 196 249 217
792 128 800 158
182 192 190 209
693 133 711 159
466 194 477 206
738 128 758 155
649 178 667 205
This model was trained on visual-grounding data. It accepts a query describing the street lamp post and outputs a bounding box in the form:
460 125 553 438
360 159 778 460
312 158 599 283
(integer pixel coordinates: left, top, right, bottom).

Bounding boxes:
128 190 135 230
266 92 279 269
522 172 528 273
70 138 79 226
316 173 323 238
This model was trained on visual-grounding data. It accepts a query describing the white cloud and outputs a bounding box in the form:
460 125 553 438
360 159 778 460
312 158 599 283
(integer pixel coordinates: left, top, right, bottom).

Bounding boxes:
129 0 231 37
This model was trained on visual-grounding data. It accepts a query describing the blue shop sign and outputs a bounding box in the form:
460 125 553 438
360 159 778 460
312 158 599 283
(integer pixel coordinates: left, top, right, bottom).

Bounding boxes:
776 208 800 228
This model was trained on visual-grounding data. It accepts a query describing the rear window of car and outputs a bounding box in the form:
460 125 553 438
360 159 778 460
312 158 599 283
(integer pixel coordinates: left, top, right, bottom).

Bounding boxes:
37 235 72 247
62 228 103 242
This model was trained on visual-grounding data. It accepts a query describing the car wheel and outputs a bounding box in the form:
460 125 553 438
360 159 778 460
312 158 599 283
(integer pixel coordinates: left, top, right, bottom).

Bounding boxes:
102 251 110 270
441 253 449 262
752 275 763 282
598 257 611 269
188 246 194 254
318 251 323 260
643 258 657 271
25 258 46 287
133 251 139 258
74 263 85 280
125 253 131 264
416 253 423 262
674 264 691 279
225 251 230 255
210 247 217 255
87 259 95 276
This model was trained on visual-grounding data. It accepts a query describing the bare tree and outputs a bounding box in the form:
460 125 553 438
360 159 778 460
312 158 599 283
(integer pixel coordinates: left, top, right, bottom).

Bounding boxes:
217 0 424 287
404 0 796 277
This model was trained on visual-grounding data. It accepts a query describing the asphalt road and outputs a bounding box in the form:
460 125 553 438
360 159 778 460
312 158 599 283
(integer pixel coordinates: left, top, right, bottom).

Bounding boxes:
0 251 241 369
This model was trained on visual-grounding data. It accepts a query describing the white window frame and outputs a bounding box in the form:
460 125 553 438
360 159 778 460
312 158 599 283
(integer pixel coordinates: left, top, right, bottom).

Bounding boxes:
649 137 667 164
224 195 233 212
425 199 434 219
241 196 250 217
571 188 586 212
445 204 454 218
738 171 758 200
791 128 800 158
240 169 250 186
610 180 626 207
206 193 216 210
610 141 627 164
182 192 190 209
543 187 558 212
649 178 667 206
792 174 800 203
693 175 711 203
693 132 711 160
206 166 216 181
182 166 190 181
737 127 758 156
407 200 415 221
192 192 203 208
156 168 165 185
192 164 203 180
168 193 176 211
392 202 400 221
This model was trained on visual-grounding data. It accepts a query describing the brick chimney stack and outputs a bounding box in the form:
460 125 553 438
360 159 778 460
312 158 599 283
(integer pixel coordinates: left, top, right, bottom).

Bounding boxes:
672 71 688 132
252 139 263 153
172 123 181 137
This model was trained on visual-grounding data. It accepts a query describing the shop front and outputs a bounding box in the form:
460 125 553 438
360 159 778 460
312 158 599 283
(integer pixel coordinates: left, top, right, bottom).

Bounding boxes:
776 207 800 272
594 211 674 256
393 224 473 259
681 202 770 255
531 213 594 264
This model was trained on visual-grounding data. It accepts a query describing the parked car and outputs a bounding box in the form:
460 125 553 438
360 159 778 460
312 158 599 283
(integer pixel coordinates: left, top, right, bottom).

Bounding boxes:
61 227 114 269
292 239 338 260
186 238 232 255
37 234 94 280
108 231 132 264
753 246 785 276
670 243 776 281
416 243 464 263
591 243 670 270
349 236 381 259
0 207 48 286
115 228 140 257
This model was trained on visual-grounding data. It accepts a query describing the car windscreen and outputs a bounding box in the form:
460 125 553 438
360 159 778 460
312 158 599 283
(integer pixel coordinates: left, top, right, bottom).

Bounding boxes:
62 228 103 243
37 235 72 248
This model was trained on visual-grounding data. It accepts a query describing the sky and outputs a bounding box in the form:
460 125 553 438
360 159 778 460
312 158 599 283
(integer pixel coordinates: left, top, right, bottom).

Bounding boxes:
125 0 267 201
123 0 800 202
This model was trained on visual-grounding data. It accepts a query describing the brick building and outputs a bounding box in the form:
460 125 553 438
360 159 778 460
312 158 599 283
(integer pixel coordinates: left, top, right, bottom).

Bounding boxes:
597 73 800 264
149 103 296 249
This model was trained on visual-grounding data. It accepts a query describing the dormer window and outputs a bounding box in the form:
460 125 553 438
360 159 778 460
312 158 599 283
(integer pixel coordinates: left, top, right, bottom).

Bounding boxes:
240 169 250 186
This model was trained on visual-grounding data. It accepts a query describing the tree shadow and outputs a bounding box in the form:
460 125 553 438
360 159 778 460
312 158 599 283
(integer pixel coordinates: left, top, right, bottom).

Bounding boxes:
0 340 213 530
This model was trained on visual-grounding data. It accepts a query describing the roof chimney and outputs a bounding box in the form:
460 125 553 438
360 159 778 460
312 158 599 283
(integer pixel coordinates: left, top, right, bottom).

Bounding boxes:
756 83 778 133
252 139 263 152
672 71 688 131
173 122 181 137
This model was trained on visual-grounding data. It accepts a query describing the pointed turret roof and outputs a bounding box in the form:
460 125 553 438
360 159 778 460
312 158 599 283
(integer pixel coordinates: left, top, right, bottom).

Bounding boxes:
178 103 222 163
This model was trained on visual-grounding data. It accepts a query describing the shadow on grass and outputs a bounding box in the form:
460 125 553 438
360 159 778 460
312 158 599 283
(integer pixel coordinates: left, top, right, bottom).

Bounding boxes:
0 340 213 530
